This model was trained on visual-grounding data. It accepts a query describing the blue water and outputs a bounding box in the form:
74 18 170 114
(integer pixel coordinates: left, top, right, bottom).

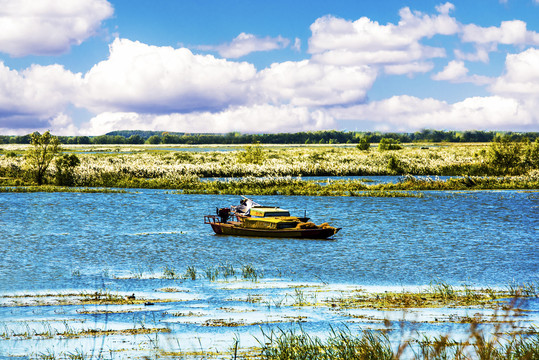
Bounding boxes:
1 191 537 292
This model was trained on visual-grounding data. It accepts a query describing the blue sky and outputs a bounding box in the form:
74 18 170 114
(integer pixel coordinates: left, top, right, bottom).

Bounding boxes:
1 0 539 135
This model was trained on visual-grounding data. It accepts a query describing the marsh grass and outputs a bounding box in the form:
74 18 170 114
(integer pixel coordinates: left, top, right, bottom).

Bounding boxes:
325 283 523 309
257 327 394 360
256 323 539 360
184 266 197 280
2 144 538 191
242 264 262 281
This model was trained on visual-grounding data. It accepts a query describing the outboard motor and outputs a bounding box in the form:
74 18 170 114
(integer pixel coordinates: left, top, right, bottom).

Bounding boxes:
216 207 231 223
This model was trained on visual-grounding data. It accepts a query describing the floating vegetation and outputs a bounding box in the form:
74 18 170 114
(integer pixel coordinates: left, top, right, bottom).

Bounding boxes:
0 291 176 307
324 282 534 310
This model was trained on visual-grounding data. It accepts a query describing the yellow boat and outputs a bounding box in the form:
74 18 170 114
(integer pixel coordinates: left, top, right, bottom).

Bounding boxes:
204 198 340 239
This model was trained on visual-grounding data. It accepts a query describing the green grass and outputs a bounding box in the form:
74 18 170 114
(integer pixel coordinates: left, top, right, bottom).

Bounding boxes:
256 326 539 360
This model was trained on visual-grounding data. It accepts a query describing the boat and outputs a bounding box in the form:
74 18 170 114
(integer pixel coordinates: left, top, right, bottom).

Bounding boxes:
204 196 341 239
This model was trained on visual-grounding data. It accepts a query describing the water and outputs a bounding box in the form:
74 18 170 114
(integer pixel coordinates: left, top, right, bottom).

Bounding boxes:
1 190 538 358
1 191 537 291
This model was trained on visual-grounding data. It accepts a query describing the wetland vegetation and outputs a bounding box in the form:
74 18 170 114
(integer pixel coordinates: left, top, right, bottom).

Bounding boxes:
1 131 538 359
1 132 538 194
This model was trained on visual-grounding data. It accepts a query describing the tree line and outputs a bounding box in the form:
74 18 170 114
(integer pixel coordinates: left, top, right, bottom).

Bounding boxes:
1 129 538 145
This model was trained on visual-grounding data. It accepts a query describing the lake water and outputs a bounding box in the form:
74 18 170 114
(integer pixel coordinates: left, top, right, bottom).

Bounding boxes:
1 190 538 358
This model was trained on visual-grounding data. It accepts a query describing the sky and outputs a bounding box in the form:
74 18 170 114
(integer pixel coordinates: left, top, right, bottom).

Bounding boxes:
1 0 539 135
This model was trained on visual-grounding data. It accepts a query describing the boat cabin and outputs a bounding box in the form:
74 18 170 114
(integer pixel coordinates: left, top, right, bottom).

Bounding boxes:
240 216 300 229
249 207 290 218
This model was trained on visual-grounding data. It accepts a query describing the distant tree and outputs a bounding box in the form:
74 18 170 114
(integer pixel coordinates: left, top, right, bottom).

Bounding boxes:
127 134 144 144
76 136 90 145
146 135 161 144
378 138 402 151
25 131 60 185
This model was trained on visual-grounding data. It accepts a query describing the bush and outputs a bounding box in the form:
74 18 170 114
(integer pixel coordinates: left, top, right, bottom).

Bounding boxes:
237 142 265 165
356 136 370 151
488 136 523 174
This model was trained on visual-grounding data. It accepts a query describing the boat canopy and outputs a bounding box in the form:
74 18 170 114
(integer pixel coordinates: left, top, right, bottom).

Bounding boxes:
249 207 290 218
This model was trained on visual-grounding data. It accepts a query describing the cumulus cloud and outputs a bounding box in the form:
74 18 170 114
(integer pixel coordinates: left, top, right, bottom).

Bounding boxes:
257 60 377 107
307 3 458 74
432 60 492 85
0 62 81 129
490 48 539 99
79 38 258 114
330 95 537 131
0 0 113 57
198 33 290 58
80 104 335 135
461 20 539 46
454 46 491 63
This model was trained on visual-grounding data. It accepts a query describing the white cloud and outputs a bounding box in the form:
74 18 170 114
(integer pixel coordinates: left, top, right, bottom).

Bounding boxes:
198 33 290 58
80 105 335 135
461 20 539 46
432 60 493 85
454 46 491 63
0 0 113 57
330 95 537 131
0 62 81 129
384 61 434 75
490 47 539 99
257 60 377 107
432 60 468 81
307 4 458 74
292 38 301 52
79 38 258 114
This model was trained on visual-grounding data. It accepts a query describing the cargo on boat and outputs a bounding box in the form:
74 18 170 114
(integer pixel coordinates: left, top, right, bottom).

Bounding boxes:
204 197 340 239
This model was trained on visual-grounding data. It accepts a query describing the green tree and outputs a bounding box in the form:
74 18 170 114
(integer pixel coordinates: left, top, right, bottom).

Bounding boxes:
25 131 60 185
55 154 80 186
127 134 144 144
378 138 402 151
523 138 539 169
356 136 371 151
487 136 522 174
146 135 161 144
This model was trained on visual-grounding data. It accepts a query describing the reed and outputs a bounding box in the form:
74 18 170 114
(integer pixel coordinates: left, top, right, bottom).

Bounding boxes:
242 264 261 281
184 266 197 280
1 143 537 190
256 326 539 360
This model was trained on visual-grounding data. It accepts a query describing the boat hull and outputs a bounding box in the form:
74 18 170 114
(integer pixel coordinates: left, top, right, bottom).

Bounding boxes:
209 223 339 239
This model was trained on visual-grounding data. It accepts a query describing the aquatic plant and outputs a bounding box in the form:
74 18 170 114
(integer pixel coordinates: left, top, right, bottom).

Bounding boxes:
256 324 539 360
163 265 179 279
258 327 394 360
204 266 219 281
242 264 261 281
184 266 197 280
